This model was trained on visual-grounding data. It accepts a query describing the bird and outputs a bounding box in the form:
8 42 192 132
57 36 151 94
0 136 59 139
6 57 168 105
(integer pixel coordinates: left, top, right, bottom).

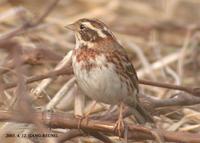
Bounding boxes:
65 18 153 135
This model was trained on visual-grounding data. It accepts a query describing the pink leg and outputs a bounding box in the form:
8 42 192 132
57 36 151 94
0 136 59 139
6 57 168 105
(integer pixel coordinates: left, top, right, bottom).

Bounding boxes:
76 101 97 129
114 102 125 137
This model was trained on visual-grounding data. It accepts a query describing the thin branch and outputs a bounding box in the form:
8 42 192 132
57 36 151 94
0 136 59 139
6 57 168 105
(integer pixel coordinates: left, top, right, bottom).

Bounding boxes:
0 0 60 43
2 68 73 90
2 67 200 97
0 111 199 143
31 0 60 26
46 77 76 111
0 46 62 75
91 92 200 121
139 79 200 96
143 92 200 108
32 50 73 97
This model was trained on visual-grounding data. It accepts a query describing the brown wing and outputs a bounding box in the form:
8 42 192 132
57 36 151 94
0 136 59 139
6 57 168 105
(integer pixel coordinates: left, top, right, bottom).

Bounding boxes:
123 57 139 92
106 42 139 93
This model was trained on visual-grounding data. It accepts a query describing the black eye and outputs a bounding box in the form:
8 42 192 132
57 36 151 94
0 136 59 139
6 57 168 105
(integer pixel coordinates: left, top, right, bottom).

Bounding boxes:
80 24 85 30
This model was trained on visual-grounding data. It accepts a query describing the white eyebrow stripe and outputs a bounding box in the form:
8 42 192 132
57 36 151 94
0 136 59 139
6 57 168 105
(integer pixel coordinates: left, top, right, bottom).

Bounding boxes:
82 22 107 38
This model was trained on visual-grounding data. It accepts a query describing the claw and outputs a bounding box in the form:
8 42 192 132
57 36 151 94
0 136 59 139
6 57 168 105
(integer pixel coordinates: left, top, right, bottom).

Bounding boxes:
114 118 125 137
75 115 84 129
113 102 125 137
75 101 97 129
75 115 89 129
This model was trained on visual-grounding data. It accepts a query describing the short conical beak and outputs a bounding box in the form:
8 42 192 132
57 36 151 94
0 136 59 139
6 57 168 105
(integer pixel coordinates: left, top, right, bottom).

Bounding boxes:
65 23 76 31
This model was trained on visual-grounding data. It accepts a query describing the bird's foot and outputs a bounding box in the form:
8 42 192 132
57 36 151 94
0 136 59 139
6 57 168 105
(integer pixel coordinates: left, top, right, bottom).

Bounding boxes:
114 118 125 137
75 115 89 129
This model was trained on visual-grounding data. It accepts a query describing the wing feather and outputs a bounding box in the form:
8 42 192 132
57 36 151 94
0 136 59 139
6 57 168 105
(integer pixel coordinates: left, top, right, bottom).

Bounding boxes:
108 42 139 93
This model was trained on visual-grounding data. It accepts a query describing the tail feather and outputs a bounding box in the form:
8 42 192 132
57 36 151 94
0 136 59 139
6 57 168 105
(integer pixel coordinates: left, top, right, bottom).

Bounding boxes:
131 103 154 124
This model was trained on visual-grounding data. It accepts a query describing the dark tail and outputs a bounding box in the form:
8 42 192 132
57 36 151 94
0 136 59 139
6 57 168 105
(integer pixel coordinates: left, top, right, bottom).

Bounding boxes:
131 103 154 124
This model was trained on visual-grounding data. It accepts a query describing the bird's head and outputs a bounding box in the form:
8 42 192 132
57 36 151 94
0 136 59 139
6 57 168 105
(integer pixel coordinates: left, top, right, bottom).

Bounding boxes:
65 18 114 47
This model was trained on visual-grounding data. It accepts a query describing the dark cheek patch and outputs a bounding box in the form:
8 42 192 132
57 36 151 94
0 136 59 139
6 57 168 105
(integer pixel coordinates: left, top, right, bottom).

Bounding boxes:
80 28 102 42
80 30 90 41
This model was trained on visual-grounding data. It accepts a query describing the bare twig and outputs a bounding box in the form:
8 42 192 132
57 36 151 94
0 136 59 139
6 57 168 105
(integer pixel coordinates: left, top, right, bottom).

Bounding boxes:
139 79 200 96
139 92 200 109
0 46 62 75
2 68 73 90
0 0 60 43
2 67 199 97
55 85 77 111
0 7 27 21
46 77 75 111
0 111 199 143
32 50 73 97
137 50 190 77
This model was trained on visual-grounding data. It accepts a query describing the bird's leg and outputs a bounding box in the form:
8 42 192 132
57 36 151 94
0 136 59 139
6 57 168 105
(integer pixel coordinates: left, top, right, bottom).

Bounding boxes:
84 100 97 124
75 114 83 129
76 100 97 129
114 102 125 137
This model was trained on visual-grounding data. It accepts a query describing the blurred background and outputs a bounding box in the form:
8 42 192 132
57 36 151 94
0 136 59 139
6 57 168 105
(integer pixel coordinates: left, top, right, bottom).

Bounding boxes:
0 0 200 143
1 0 200 81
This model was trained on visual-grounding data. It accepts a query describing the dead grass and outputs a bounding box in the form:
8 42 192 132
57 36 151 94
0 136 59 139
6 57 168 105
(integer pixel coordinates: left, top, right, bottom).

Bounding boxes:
0 0 200 143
